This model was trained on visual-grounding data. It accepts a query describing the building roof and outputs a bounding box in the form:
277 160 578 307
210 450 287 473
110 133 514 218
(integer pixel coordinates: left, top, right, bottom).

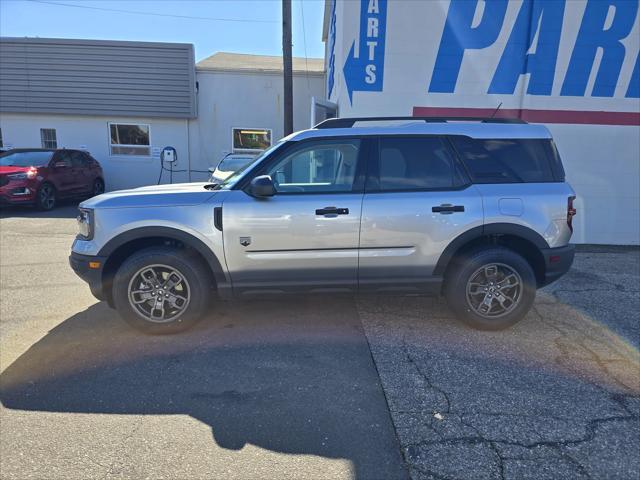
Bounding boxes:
197 52 324 74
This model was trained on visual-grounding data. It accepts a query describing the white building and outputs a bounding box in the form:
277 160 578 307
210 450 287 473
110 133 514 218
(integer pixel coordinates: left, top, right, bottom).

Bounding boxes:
322 0 640 245
189 52 324 180
0 38 324 190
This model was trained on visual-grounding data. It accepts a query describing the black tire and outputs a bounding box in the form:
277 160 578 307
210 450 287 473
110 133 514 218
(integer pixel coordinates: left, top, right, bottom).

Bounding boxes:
444 247 536 331
112 246 212 334
36 183 56 211
92 178 105 197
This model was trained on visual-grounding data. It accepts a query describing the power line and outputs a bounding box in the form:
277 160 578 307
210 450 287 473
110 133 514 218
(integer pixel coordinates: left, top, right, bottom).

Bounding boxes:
298 0 311 92
25 0 279 24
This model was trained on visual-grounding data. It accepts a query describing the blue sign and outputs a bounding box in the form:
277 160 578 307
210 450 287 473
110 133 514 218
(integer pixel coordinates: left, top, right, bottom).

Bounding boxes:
343 0 388 104
429 0 639 98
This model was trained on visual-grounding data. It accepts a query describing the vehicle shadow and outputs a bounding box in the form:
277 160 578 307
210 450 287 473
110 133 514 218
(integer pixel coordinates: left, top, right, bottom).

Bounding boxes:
0 297 407 479
0 202 79 219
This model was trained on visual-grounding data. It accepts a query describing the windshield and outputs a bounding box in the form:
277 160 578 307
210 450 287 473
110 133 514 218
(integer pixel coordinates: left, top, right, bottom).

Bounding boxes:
211 141 285 190
0 151 53 167
218 156 254 172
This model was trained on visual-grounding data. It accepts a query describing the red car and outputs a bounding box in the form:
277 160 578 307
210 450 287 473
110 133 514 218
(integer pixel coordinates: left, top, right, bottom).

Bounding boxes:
0 149 105 210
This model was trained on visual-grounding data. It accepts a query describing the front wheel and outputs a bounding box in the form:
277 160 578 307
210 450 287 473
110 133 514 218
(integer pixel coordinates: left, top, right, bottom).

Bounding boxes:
444 247 536 331
36 183 56 211
112 247 212 334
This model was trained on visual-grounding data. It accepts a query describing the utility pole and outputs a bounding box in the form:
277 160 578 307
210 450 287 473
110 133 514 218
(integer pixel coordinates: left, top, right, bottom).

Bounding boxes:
282 0 293 136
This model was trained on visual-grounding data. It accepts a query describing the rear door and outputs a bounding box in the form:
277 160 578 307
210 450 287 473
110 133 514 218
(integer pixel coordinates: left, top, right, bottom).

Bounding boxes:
358 136 484 292
222 138 366 294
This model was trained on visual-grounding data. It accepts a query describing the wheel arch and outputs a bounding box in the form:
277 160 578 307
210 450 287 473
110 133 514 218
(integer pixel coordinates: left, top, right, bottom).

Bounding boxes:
434 223 549 285
98 227 228 303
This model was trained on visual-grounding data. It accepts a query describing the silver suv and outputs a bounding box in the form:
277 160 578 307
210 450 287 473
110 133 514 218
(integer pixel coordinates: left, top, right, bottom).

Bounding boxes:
70 117 576 333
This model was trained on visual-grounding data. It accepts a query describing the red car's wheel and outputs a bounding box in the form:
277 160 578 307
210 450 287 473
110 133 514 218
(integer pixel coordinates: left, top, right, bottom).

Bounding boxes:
36 183 56 211
92 178 105 196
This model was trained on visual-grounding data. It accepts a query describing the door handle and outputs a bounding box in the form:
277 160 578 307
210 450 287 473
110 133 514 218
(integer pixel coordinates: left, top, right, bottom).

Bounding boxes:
315 206 349 216
432 204 465 214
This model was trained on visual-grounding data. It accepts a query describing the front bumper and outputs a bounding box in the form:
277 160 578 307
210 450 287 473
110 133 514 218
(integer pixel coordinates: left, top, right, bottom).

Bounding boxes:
539 244 575 287
69 251 108 301
0 181 37 205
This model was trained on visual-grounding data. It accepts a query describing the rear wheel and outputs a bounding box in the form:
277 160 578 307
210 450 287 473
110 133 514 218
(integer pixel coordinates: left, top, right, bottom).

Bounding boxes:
92 178 105 196
36 183 56 211
444 247 536 330
112 247 212 334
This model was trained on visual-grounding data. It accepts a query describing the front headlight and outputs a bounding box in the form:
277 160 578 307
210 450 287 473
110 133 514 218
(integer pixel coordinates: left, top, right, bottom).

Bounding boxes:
8 169 37 180
77 208 94 240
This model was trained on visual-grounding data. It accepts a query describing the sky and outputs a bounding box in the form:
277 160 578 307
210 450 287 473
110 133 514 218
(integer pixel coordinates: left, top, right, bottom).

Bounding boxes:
0 0 326 61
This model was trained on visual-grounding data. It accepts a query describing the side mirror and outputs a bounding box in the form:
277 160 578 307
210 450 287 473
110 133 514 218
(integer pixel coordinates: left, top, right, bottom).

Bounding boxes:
54 162 68 168
249 175 276 198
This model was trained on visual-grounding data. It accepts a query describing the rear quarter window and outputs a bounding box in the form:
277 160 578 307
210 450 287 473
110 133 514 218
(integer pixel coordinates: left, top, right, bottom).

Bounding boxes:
450 136 559 183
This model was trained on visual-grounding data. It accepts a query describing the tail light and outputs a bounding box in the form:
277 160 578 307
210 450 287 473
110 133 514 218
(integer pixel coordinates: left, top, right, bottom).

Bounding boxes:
567 195 577 232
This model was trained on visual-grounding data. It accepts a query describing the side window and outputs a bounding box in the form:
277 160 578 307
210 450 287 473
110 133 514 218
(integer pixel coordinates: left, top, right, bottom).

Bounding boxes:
54 152 72 167
266 139 360 193
70 152 87 167
375 137 462 191
450 137 555 183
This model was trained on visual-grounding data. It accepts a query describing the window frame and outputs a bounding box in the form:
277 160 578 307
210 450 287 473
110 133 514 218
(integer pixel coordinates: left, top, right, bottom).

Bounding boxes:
108 122 151 157
40 128 58 149
365 134 471 194
238 136 369 195
231 127 273 153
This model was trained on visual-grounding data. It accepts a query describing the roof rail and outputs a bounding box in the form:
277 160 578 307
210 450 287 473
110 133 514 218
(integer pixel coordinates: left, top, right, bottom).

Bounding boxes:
314 116 527 129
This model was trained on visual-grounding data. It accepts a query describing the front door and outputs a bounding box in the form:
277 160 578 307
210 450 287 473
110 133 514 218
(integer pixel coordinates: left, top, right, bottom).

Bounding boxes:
359 136 484 292
222 138 365 295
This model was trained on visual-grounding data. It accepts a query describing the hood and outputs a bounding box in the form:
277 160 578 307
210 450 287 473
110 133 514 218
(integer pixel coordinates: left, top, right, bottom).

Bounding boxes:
81 182 217 209
0 166 32 175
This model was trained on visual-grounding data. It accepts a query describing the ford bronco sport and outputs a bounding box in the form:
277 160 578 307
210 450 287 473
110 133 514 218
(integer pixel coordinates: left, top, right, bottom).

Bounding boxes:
70 117 576 333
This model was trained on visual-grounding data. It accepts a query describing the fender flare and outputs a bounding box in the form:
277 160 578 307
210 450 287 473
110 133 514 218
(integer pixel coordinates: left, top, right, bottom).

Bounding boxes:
433 223 550 276
98 226 228 289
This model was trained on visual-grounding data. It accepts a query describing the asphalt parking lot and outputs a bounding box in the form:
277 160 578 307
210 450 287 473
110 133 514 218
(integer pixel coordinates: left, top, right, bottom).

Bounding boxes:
1 205 639 480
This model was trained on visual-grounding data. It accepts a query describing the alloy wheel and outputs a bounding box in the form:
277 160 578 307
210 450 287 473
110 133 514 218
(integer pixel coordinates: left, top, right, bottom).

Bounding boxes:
39 185 55 210
127 264 191 323
465 263 523 318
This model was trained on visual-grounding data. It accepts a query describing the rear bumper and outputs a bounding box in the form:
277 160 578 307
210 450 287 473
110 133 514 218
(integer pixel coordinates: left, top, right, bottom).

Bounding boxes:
69 251 108 301
540 244 575 287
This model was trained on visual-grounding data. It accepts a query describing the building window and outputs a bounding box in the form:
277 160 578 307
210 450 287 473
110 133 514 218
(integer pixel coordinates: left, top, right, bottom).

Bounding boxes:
109 123 150 156
232 128 271 152
40 129 57 149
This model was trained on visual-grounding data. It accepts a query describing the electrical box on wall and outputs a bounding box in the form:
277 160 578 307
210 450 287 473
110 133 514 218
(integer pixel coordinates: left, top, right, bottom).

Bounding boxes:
161 146 177 163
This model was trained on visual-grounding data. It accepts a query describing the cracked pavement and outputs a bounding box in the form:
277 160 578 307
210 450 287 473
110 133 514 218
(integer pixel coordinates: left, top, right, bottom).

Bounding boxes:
358 247 640 480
